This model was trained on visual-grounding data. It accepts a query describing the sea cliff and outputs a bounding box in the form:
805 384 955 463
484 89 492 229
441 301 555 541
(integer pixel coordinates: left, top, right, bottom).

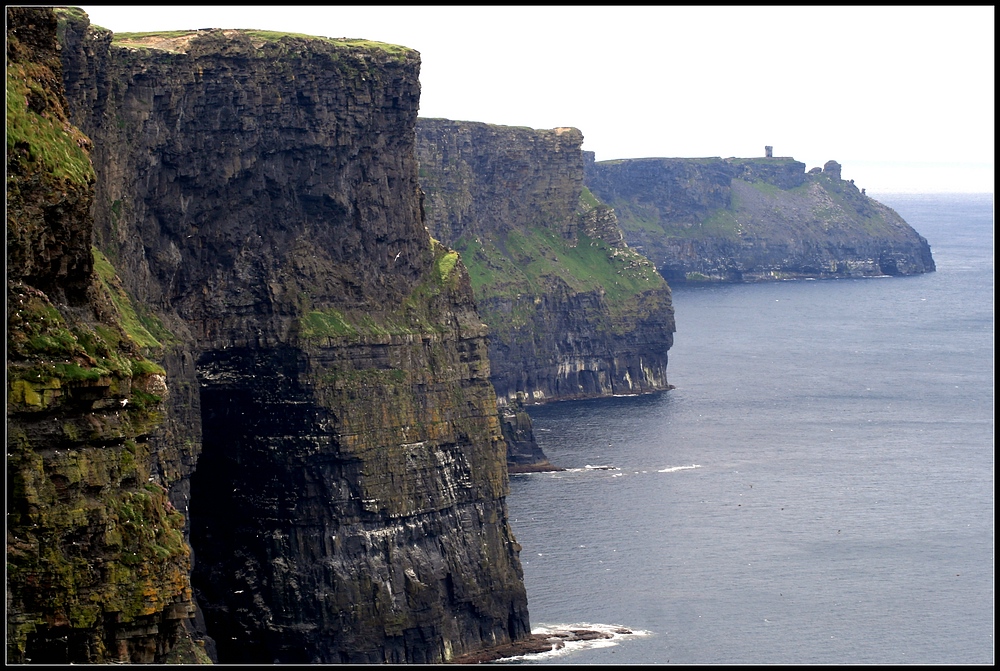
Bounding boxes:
585 153 935 283
8 7 529 663
417 119 676 410
7 7 198 662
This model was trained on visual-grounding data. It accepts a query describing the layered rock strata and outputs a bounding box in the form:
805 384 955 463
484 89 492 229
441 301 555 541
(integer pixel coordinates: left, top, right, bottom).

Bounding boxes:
7 8 532 663
6 7 199 663
585 153 935 283
416 119 676 412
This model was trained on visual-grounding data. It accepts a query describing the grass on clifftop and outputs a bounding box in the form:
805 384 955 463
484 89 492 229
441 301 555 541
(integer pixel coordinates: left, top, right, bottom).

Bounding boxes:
111 28 413 58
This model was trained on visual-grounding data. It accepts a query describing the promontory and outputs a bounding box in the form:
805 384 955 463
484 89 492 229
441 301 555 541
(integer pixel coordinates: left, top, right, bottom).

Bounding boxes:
584 152 935 283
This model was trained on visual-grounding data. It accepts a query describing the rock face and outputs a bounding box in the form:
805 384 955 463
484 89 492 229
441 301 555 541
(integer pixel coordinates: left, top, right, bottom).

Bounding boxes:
6 7 198 663
8 8 531 664
584 153 936 283
497 404 553 473
416 119 676 413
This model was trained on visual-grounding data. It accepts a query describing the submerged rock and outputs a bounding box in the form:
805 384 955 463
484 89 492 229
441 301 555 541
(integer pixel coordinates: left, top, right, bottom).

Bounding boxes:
448 627 630 663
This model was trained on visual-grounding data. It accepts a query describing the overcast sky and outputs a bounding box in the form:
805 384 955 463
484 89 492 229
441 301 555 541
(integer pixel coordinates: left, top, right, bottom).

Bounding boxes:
77 5 994 193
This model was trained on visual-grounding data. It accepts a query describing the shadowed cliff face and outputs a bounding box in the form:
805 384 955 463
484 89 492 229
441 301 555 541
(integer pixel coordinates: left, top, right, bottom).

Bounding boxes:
417 119 676 411
44 11 530 663
585 154 936 283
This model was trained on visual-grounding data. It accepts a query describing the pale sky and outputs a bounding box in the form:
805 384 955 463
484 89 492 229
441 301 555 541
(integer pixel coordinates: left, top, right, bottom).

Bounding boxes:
77 5 994 193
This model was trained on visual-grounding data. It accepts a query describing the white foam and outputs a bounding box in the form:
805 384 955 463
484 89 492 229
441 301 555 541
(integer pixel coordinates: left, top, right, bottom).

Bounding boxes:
658 464 702 473
559 465 619 473
494 623 652 663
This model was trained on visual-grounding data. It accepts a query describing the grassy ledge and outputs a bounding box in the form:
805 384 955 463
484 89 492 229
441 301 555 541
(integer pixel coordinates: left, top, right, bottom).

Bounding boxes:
6 63 94 185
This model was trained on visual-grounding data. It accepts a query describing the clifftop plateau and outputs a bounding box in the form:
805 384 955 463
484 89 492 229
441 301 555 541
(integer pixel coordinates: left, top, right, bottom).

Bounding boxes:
585 153 935 283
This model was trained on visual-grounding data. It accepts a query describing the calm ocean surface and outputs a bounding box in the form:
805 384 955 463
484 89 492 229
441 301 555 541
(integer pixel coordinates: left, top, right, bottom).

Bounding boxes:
506 193 994 664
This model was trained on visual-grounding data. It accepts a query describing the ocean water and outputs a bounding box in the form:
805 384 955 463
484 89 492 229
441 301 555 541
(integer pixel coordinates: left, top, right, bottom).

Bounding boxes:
506 193 994 664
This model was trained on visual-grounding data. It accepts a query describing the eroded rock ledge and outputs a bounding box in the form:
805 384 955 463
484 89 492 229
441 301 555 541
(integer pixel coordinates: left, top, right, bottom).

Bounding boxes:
449 627 633 663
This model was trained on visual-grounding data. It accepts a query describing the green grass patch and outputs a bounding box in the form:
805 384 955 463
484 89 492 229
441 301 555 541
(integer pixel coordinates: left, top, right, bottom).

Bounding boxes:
747 180 782 197
52 362 108 382
92 248 163 350
435 247 460 283
739 156 800 165
6 63 94 185
455 225 664 314
130 359 165 377
128 388 163 410
112 30 198 41
606 201 665 235
6 252 168 391
579 186 601 210
8 287 89 362
687 207 741 239
301 308 357 339
246 31 413 56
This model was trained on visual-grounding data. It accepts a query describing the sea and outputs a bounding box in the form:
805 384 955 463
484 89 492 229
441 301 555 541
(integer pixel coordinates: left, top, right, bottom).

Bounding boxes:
505 193 994 665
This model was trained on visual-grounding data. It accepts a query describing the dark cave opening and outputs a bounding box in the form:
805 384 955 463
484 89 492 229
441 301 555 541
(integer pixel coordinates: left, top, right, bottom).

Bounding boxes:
187 346 339 663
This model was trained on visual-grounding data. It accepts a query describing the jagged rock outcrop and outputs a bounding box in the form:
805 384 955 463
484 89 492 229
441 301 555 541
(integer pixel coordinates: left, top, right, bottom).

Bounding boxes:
497 404 553 473
416 119 676 415
584 153 936 283
8 8 532 664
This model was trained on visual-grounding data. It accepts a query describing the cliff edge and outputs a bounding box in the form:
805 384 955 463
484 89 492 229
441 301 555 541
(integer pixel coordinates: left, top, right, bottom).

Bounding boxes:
585 153 935 283
7 7 199 662
417 119 676 411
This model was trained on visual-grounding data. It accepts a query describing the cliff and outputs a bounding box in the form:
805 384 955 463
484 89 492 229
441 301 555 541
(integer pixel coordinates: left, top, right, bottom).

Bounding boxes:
8 7 530 663
6 7 199 662
416 119 676 415
584 153 936 283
